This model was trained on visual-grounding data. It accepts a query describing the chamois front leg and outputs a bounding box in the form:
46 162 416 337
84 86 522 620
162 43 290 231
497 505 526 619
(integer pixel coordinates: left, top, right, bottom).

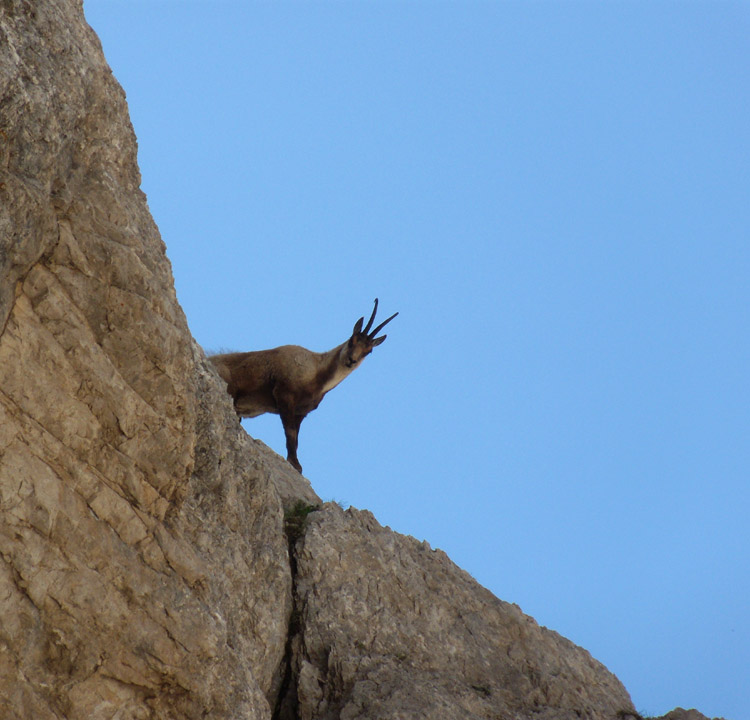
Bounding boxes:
280 411 305 473
274 385 306 473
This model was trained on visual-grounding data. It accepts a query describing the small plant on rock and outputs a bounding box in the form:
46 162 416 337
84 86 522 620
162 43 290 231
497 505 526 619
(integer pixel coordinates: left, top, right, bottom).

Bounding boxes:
284 501 320 544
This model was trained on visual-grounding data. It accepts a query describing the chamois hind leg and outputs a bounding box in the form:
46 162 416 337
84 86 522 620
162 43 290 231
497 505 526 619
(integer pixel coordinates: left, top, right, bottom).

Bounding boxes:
280 412 305 473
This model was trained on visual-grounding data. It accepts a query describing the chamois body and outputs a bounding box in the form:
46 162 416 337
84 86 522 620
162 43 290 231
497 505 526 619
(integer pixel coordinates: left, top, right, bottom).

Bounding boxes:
211 343 357 418
210 300 397 473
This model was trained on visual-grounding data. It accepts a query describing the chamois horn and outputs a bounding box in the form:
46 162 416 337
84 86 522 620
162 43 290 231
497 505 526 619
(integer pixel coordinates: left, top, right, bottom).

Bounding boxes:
362 298 380 335
369 311 399 339
362 298 398 339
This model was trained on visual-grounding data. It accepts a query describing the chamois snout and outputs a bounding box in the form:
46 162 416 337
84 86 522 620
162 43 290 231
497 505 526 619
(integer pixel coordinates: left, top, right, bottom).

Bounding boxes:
345 336 373 368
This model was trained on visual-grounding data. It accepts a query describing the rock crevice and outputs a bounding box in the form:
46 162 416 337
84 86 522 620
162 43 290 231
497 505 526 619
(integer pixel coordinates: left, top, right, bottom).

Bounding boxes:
273 500 322 720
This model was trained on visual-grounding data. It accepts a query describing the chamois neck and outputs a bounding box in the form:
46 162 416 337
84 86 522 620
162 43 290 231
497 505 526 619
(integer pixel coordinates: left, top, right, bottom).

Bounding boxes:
318 342 356 395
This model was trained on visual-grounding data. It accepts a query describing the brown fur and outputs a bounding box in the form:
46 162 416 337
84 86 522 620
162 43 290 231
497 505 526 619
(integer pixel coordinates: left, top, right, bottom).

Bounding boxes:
210 300 397 474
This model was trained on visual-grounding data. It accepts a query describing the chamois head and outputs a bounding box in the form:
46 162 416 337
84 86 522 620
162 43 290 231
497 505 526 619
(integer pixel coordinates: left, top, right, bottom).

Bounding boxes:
345 298 399 368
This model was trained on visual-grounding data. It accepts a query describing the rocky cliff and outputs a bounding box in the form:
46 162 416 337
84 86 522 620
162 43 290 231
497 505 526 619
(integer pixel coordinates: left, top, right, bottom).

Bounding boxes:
0 3 723 719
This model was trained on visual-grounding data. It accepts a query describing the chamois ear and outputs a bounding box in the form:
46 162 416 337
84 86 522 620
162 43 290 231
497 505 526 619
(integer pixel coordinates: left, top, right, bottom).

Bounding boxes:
372 335 387 347
352 317 364 335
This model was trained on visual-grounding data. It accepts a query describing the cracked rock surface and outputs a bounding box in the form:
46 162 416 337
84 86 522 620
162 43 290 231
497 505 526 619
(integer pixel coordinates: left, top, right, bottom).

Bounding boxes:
1 2 292 718
280 504 634 720
0 3 726 720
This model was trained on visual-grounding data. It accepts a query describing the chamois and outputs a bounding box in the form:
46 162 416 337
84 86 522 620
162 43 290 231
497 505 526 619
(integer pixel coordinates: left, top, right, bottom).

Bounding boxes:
210 299 398 474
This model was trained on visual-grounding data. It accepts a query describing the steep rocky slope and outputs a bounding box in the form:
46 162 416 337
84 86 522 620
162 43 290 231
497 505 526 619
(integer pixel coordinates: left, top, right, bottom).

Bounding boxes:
0 2 725 719
0 2 294 717
282 505 631 720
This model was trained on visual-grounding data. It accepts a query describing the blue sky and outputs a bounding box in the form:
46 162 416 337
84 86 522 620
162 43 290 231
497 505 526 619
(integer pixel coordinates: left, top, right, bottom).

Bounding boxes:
83 3 749 718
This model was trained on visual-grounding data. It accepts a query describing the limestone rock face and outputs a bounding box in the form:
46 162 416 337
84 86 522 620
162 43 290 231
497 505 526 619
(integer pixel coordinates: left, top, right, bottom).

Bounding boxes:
0 2 291 718
0 2 726 720
282 504 634 720
656 710 728 720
